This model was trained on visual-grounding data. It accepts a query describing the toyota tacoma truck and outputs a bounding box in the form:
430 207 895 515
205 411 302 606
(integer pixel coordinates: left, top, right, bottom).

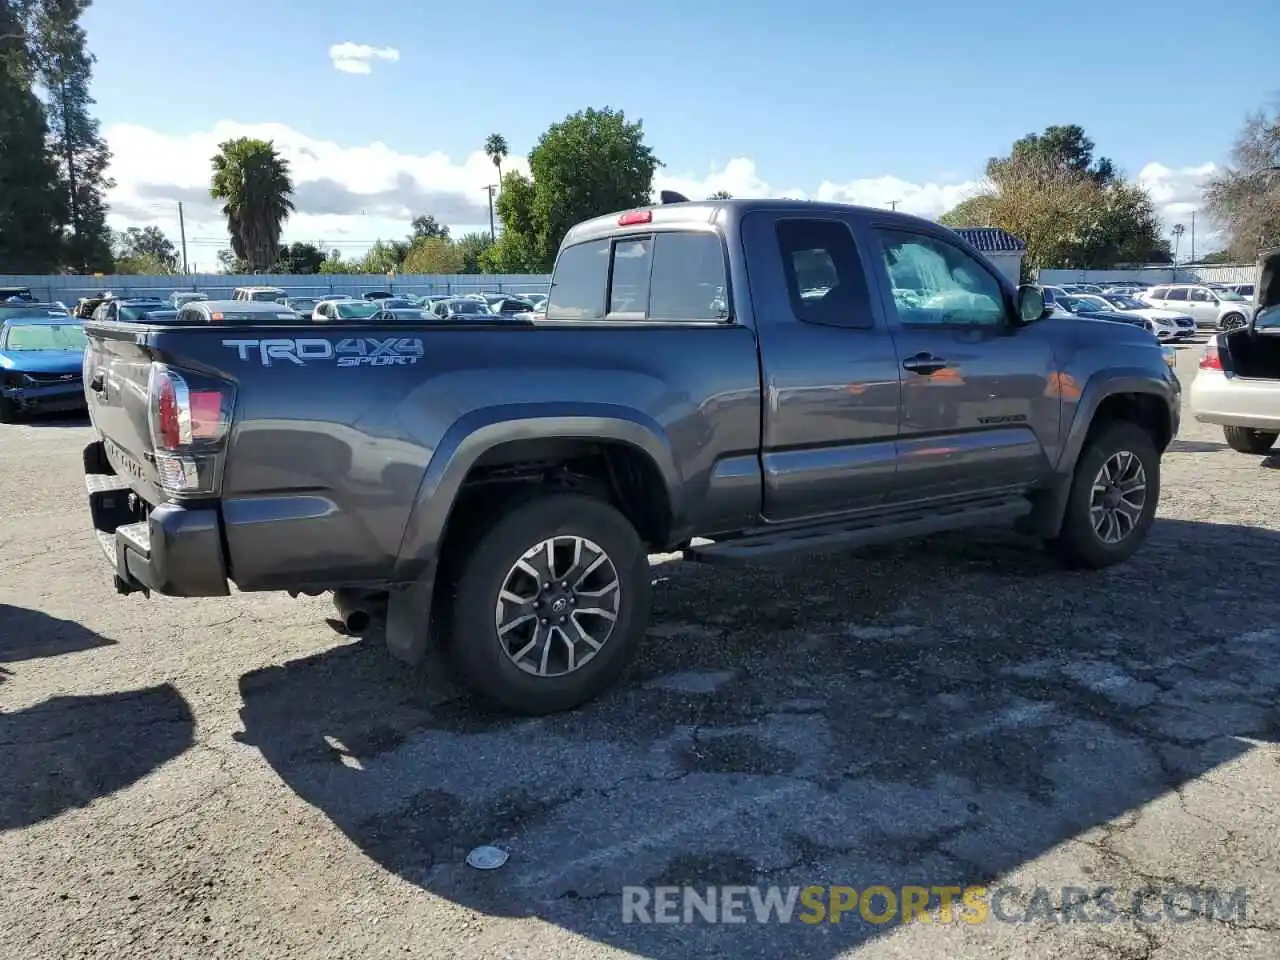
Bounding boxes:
80 198 1180 714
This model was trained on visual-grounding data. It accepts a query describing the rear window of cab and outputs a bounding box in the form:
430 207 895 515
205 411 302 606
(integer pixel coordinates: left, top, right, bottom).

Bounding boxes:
546 231 729 322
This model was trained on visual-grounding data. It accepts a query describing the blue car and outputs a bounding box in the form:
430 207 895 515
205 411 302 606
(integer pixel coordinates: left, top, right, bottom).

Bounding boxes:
0 314 89 421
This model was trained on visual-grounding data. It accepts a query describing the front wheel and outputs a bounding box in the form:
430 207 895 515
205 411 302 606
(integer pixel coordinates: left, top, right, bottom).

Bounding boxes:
443 493 652 715
1047 421 1160 569
1219 312 1247 331
1223 425 1278 454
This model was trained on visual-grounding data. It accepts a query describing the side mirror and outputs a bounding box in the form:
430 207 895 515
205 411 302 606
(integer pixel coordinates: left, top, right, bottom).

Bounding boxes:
1017 284 1049 323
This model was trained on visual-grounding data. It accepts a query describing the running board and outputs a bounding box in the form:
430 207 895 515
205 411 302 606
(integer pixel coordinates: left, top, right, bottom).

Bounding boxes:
682 496 1032 565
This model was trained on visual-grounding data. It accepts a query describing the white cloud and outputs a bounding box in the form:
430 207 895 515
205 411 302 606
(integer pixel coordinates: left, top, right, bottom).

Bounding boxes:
328 42 400 75
101 120 1227 269
1137 161 1223 246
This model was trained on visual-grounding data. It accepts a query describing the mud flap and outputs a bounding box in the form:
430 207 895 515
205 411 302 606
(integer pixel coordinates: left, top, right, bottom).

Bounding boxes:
383 575 436 665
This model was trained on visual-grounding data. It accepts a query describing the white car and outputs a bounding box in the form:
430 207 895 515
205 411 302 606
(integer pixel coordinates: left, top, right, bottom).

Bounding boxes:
1188 316 1280 454
1086 293 1198 341
311 298 382 322
1141 284 1254 331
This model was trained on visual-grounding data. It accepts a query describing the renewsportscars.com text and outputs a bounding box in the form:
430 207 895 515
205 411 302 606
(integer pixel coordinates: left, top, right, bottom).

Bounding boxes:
621 885 1249 925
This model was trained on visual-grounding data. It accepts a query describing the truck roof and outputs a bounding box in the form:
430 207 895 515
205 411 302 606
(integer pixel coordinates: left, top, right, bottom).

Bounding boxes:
561 198 942 247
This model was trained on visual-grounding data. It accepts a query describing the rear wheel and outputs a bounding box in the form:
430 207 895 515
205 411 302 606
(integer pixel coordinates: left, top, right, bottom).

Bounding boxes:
1047 421 1160 569
1220 312 1247 331
1223 426 1278 454
443 493 651 715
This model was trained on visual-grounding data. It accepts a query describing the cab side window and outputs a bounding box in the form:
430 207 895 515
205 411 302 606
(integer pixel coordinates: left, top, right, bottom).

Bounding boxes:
875 230 1007 326
1165 288 1188 302
1189 288 1211 302
776 218 874 329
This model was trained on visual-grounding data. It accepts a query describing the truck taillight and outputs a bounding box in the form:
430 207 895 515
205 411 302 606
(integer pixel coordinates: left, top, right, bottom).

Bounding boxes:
147 363 235 496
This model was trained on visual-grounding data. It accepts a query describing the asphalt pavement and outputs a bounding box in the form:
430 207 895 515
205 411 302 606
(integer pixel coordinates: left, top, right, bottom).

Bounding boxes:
2 339 1279 960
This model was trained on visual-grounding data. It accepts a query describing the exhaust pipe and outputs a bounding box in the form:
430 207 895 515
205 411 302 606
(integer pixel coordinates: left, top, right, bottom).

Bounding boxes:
331 589 383 636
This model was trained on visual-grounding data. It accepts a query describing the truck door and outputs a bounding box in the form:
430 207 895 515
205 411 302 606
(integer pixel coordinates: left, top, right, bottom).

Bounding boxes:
864 226 1058 502
742 211 903 522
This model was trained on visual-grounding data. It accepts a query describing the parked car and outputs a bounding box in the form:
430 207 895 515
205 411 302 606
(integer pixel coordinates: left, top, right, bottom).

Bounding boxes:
79 197 1179 714
1141 284 1255 331
487 296 536 316
93 297 174 323
0 286 36 302
362 291 395 301
1053 293 1164 336
232 286 287 303
170 292 209 308
1189 252 1280 454
0 314 89 421
430 297 495 319
312 299 382 321
1221 282 1256 301
171 301 300 324
1090 293 1198 341
280 296 322 317
0 302 68 323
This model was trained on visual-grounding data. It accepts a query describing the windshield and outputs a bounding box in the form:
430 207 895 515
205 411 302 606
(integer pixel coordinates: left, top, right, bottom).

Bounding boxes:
1074 295 1112 311
335 301 381 319
288 299 319 310
1216 290 1247 302
3 322 88 351
1106 296 1145 310
0 304 66 321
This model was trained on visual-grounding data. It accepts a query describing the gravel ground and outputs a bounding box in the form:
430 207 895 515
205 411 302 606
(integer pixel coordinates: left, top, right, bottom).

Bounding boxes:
3 340 1279 960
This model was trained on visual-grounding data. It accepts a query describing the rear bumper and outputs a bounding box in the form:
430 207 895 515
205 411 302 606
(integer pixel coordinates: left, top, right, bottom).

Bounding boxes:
83 440 230 597
1188 371 1280 431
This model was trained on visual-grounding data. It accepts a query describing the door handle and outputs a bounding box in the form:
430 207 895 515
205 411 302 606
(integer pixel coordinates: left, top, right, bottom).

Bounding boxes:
902 353 947 375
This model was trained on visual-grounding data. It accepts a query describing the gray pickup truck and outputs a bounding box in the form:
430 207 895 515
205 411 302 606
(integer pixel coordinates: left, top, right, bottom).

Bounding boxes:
81 198 1180 714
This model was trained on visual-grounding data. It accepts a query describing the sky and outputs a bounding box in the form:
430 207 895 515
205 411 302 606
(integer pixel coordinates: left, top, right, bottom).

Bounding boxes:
84 0 1279 270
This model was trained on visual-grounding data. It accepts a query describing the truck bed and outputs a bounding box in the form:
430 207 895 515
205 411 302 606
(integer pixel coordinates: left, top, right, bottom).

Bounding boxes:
80 317 763 595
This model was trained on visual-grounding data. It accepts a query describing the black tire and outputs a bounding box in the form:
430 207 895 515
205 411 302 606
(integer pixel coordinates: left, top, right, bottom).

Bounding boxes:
1223 425 1278 454
0 397 16 424
1220 312 1247 331
1047 421 1160 569
442 493 651 715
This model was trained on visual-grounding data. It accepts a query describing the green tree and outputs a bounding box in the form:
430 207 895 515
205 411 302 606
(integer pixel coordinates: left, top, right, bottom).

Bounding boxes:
455 231 493 273
216 248 247 273
275 241 326 274
496 107 660 271
355 239 401 274
317 252 350 274
988 124 1115 186
114 225 178 272
938 194 997 228
114 251 172 275
402 237 463 274
707 189 733 200
410 214 449 241
28 0 113 272
210 137 295 272
1203 104 1280 260
484 132 508 183
0 0 65 272
940 126 1165 271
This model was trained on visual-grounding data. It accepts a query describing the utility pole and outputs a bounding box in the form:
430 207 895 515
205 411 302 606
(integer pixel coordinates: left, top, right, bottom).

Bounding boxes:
888 200 900 211
1190 210 1195 264
484 185 497 242
177 201 189 276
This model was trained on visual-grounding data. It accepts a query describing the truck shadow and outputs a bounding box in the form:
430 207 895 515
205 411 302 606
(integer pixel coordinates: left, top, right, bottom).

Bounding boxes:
0 602 116 664
0 681 194 830
236 518 1280 959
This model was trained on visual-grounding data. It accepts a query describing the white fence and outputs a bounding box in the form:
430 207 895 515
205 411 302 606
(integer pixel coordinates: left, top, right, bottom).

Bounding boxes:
0 273 553 305
1037 264 1257 286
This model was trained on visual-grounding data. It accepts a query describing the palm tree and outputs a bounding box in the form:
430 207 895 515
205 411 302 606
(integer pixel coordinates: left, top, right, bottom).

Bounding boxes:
210 137 295 272
708 190 733 200
484 133 509 183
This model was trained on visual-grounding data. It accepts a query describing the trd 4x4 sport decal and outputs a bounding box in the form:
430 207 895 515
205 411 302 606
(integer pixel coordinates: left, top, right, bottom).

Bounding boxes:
222 337 425 368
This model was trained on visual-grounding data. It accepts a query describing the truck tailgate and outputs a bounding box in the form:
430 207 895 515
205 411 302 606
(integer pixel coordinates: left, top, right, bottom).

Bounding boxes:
83 323 165 500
